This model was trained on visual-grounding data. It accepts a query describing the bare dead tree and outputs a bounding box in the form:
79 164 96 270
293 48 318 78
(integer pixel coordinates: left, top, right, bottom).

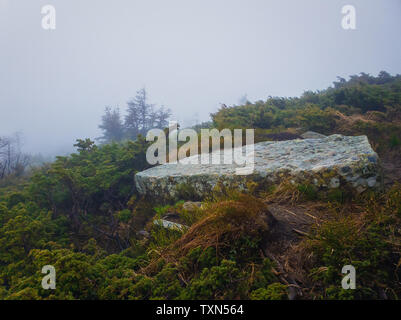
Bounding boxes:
0 133 31 180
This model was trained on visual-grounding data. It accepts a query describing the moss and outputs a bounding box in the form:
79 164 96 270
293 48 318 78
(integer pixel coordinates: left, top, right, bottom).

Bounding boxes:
116 209 132 223
175 183 201 201
326 188 345 203
389 134 401 148
304 185 401 299
149 224 184 249
250 283 288 300
297 184 318 200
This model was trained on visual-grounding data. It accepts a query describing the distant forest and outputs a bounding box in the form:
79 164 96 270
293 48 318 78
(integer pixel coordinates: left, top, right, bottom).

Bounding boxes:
98 88 171 143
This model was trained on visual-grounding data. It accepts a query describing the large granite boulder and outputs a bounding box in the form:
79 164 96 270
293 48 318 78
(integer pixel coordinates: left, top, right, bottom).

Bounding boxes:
301 131 327 139
135 134 380 201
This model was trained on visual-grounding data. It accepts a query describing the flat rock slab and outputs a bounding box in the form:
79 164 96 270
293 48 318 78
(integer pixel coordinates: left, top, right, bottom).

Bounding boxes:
301 131 327 139
135 134 380 201
154 219 188 231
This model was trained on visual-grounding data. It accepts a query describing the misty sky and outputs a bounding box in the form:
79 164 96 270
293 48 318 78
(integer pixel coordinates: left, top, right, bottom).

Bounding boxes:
0 0 400 155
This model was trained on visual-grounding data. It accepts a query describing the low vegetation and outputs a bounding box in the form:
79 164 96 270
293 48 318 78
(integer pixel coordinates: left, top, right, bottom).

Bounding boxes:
1 72 401 299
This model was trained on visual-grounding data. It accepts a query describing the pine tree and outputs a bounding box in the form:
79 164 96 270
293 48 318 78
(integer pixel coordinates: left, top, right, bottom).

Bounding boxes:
98 107 125 143
124 88 171 139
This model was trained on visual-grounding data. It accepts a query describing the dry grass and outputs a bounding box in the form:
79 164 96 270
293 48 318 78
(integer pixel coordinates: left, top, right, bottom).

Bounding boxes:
262 179 307 205
140 194 274 275
174 194 273 256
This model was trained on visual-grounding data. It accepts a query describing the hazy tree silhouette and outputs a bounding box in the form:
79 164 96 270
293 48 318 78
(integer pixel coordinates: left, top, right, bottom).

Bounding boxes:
124 88 171 140
98 107 125 143
0 133 31 179
98 88 171 143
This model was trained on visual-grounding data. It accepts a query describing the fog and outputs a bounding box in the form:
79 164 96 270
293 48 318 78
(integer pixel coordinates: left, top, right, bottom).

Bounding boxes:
0 0 400 155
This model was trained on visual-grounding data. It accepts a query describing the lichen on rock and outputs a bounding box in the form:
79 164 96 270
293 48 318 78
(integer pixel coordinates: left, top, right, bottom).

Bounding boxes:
135 134 381 201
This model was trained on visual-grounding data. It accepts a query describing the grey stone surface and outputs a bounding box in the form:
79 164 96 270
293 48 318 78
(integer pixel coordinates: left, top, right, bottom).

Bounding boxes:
135 134 380 201
162 212 180 220
154 219 188 230
301 131 327 139
182 201 202 211
137 230 150 238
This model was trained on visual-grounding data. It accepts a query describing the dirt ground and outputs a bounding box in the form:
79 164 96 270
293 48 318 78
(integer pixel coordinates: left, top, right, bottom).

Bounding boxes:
381 151 401 187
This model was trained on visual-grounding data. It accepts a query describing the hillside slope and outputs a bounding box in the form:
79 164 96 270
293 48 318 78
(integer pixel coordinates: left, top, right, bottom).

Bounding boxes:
0 72 400 300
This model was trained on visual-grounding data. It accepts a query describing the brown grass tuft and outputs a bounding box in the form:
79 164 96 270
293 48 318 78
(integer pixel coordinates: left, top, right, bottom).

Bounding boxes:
174 194 275 257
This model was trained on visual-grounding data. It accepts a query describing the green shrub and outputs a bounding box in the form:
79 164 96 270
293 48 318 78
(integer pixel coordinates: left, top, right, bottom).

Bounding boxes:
250 283 288 300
